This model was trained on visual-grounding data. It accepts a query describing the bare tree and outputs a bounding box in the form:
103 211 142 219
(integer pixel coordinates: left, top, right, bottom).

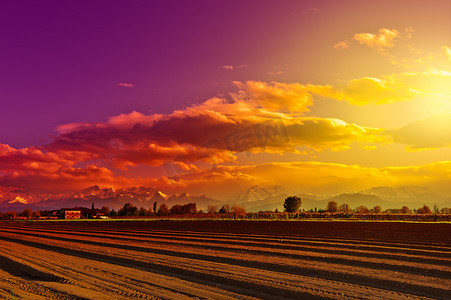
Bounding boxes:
22 208 33 220
157 204 169 215
417 205 432 214
33 210 41 219
371 206 382 213
326 201 338 213
433 204 440 214
170 205 182 214
181 203 197 214
101 206 111 216
207 205 217 214
219 205 230 214
400 206 411 214
355 206 369 213
338 203 351 213
231 205 246 214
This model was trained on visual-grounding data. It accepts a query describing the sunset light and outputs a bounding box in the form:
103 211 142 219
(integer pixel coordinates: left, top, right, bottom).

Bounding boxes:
1 1 450 298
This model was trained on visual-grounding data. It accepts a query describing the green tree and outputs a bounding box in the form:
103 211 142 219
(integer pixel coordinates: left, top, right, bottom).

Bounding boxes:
153 201 157 213
283 196 302 213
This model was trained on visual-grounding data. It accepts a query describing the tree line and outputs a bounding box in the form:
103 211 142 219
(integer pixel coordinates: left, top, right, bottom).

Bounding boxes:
1 196 450 221
283 196 451 214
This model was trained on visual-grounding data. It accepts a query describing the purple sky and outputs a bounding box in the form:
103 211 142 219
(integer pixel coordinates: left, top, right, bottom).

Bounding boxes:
1 0 450 199
1 0 324 147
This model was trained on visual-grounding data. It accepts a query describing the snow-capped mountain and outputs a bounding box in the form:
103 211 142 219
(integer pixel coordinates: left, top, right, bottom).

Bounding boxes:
232 185 288 212
0 184 448 212
0 186 219 212
360 186 447 204
234 185 287 203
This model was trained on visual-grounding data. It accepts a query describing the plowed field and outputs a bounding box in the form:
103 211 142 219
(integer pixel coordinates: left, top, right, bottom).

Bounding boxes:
0 220 449 299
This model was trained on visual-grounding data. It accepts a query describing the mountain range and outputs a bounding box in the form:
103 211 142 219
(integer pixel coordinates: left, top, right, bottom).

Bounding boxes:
0 185 449 212
0 185 220 212
233 185 450 212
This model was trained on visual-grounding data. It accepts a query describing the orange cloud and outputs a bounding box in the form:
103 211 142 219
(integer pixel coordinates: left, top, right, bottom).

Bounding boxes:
312 71 451 105
353 28 400 50
0 144 73 173
333 41 349 50
0 164 139 193
232 81 315 113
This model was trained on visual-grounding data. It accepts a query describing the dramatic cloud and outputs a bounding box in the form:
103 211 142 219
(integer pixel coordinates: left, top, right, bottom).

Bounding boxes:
0 143 139 192
233 81 315 113
1 67 448 196
45 108 381 168
0 164 137 193
233 71 450 109
313 71 451 105
0 144 73 173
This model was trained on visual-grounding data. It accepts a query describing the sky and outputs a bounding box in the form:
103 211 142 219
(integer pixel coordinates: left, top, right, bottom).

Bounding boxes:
1 0 450 200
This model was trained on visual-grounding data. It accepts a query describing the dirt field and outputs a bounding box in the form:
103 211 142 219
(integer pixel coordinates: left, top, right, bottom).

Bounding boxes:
0 220 449 299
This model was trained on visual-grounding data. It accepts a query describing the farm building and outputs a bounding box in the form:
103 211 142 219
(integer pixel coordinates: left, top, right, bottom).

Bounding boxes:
59 209 81 219
59 207 104 219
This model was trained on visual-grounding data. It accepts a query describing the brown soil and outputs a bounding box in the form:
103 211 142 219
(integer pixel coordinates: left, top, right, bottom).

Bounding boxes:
0 220 449 299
